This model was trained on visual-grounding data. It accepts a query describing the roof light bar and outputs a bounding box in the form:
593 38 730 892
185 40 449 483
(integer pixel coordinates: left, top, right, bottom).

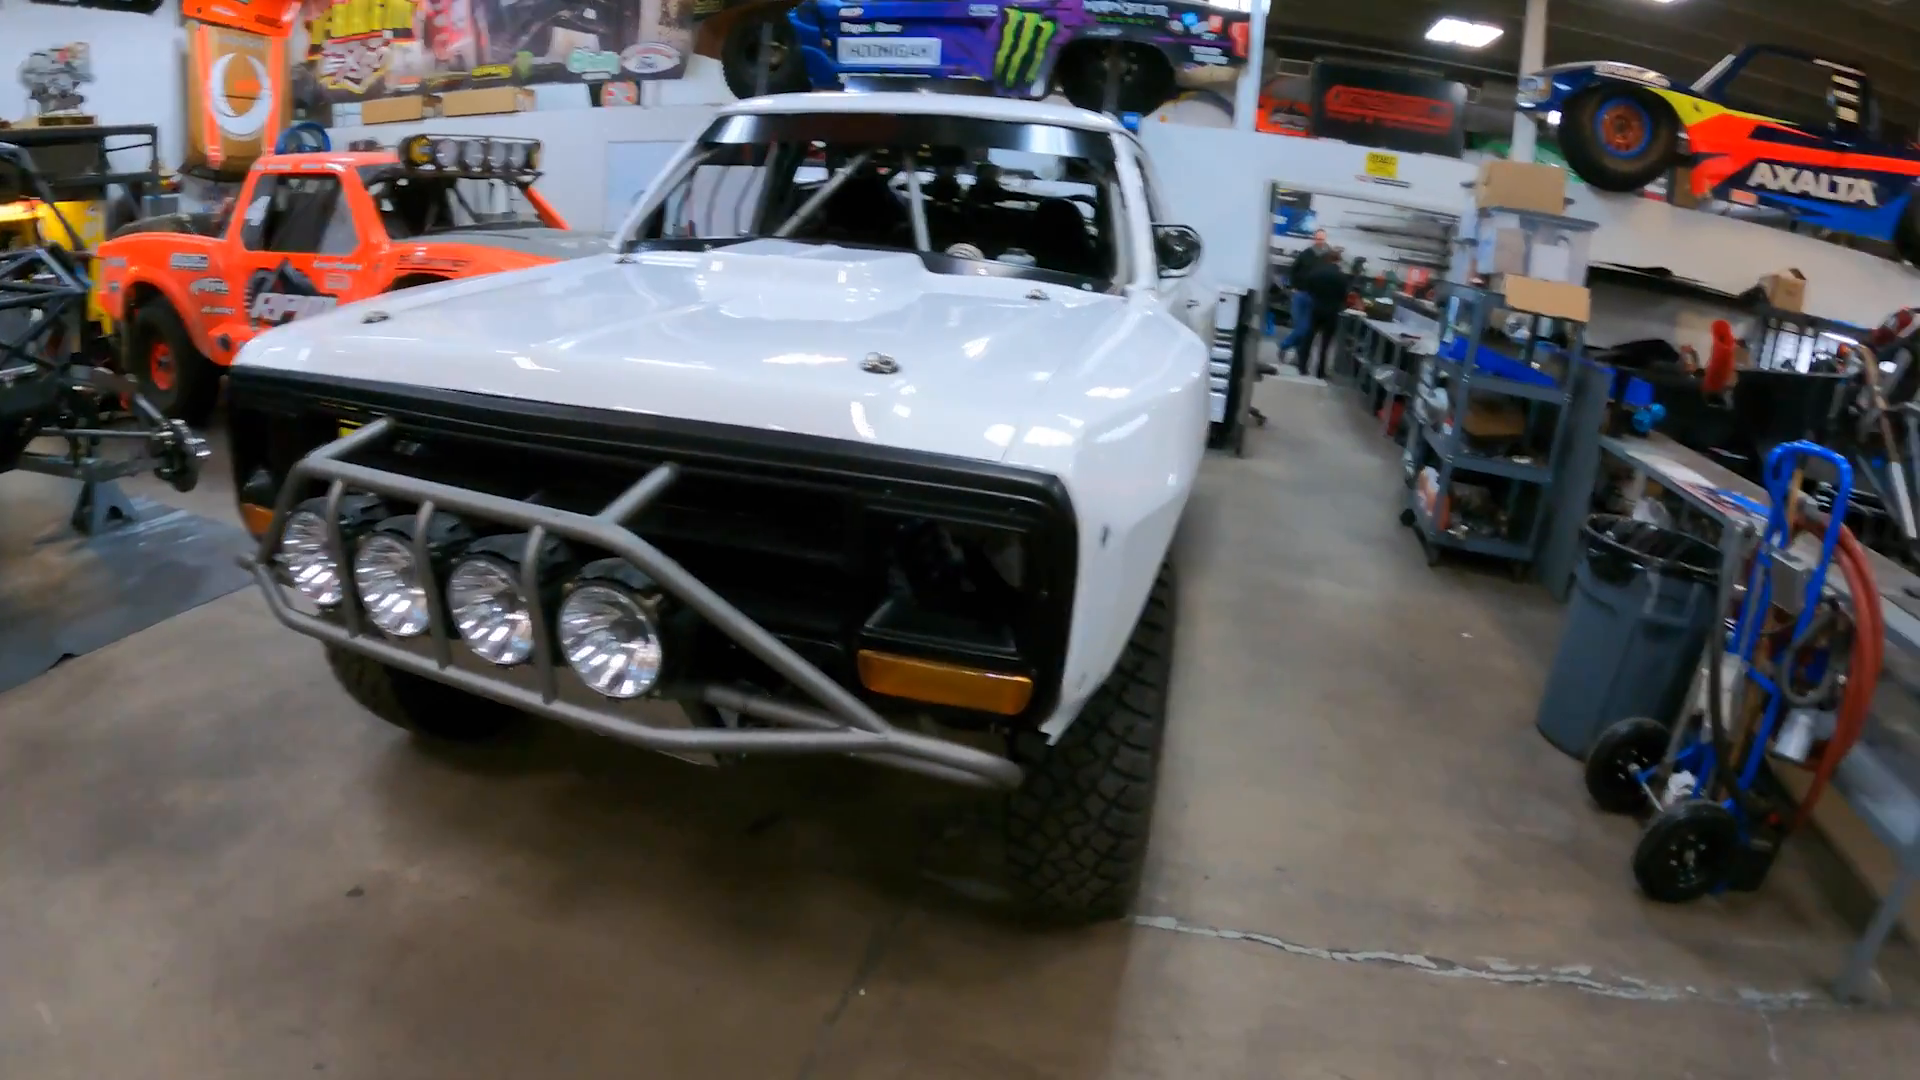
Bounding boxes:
1425 17 1504 50
396 134 542 179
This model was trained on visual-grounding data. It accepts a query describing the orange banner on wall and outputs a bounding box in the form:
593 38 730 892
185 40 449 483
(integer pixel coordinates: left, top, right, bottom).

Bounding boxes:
183 19 294 175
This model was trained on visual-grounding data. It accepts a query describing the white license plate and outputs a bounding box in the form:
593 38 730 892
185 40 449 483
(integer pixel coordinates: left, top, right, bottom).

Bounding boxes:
836 37 942 67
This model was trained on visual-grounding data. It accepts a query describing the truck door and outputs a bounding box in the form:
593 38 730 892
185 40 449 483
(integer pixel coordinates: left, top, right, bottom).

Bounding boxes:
228 169 374 336
1129 148 1213 338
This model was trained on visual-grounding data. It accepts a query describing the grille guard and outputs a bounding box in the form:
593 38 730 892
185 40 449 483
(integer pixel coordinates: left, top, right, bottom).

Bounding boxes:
241 417 1025 790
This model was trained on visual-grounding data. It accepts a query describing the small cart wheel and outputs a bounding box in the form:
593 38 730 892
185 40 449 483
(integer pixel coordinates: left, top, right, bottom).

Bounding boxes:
1399 507 1416 527
1632 799 1739 903
1584 716 1669 814
1423 540 1442 568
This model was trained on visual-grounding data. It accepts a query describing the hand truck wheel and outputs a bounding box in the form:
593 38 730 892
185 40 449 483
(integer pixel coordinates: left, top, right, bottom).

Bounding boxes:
1633 798 1739 903
1583 716 1668 814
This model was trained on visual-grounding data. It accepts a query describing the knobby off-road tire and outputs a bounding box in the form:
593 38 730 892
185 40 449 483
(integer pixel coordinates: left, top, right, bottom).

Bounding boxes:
326 647 518 742
1007 561 1175 921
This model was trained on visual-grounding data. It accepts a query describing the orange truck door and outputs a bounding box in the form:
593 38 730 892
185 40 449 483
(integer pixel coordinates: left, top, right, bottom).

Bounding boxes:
227 168 378 336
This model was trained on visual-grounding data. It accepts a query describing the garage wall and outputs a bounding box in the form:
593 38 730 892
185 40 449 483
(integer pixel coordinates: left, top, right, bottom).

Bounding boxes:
0 0 187 164
1147 124 1920 330
1139 124 1477 294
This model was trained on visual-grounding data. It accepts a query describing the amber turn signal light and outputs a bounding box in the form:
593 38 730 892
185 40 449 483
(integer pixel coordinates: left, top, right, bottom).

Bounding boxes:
240 502 275 538
856 650 1033 716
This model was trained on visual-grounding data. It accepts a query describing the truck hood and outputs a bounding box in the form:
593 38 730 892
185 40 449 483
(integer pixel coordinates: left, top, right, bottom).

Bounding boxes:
234 240 1140 463
423 226 609 261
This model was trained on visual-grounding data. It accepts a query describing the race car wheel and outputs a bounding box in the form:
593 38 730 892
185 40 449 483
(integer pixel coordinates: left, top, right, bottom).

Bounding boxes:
327 647 520 742
129 297 219 426
1894 199 1920 267
1056 42 1176 117
1006 561 1175 921
1559 86 1680 194
720 7 810 100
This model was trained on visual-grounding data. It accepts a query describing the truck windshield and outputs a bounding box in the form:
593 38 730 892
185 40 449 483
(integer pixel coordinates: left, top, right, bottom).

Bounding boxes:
622 112 1127 290
359 168 547 239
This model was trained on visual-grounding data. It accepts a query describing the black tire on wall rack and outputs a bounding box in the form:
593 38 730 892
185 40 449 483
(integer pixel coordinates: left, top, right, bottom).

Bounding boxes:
1558 85 1680 194
720 6 811 100
1054 42 1175 117
327 647 519 742
1006 561 1175 921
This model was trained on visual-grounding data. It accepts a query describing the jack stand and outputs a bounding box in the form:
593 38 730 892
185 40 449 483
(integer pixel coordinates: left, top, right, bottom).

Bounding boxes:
68 477 139 537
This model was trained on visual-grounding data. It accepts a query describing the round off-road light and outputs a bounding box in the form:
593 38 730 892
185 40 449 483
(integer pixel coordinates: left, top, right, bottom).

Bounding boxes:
485 140 510 170
505 141 531 170
354 533 431 638
557 583 663 699
278 509 343 607
433 138 461 168
401 134 433 167
459 139 486 170
448 556 534 665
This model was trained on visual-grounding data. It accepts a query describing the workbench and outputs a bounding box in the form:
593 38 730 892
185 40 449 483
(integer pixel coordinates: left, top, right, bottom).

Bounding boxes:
1602 432 1920 1001
1336 309 1438 435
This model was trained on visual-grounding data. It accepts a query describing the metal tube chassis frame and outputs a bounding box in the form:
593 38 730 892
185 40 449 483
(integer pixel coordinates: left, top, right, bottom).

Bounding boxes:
242 417 1027 790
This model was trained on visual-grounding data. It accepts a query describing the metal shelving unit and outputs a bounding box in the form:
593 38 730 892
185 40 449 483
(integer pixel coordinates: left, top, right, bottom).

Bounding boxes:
1400 285 1584 573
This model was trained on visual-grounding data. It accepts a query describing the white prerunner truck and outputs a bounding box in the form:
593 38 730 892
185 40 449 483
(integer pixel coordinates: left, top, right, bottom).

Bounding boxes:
229 91 1211 918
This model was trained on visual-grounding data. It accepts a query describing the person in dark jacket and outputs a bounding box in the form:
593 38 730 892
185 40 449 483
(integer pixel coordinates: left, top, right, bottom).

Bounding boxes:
1278 230 1331 365
1296 251 1351 379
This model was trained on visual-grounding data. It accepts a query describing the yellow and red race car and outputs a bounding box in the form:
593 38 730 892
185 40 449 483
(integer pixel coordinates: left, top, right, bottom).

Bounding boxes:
95 133 603 423
1518 45 1920 264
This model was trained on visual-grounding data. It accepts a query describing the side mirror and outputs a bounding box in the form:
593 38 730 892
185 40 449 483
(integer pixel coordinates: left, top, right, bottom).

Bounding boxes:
1154 224 1202 277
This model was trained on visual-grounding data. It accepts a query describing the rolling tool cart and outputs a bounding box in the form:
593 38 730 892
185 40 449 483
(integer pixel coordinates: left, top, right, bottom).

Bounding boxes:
1583 441 1885 903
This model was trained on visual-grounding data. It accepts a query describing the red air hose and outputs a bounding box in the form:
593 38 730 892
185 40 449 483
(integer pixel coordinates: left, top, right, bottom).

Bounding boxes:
1785 520 1883 832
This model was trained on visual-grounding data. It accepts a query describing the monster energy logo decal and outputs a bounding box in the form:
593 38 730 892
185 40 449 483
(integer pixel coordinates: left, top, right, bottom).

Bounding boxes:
994 10 1057 90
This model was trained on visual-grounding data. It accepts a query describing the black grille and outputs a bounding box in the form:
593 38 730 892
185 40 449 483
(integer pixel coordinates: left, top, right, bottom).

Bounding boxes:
228 369 1077 722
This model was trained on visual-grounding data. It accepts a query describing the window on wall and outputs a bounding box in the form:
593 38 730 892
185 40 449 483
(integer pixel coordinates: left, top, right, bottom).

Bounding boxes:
241 174 356 254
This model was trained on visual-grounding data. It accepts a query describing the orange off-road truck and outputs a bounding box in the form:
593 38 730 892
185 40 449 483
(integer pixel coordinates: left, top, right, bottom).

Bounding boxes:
94 133 604 423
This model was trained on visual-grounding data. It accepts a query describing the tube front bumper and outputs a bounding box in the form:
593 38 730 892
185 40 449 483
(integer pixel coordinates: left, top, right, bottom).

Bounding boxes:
242 416 1025 791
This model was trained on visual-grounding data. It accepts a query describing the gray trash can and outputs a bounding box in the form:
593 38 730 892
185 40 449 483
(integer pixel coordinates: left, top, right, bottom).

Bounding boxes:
1536 515 1720 758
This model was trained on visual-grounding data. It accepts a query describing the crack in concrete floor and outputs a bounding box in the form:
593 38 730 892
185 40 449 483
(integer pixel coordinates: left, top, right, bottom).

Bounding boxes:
1135 914 1835 1011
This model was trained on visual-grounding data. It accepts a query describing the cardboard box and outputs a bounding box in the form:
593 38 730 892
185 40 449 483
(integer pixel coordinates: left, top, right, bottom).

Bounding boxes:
1493 275 1590 323
1462 397 1526 440
1474 160 1567 214
362 95 431 125
1760 268 1806 313
438 86 535 118
1474 224 1528 276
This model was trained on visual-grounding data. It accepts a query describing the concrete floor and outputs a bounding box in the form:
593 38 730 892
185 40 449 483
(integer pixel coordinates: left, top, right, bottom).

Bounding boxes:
4 378 1920 1078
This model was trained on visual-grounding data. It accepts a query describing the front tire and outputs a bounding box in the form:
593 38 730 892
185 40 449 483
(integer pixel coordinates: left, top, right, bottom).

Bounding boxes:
1559 86 1680 194
1006 562 1175 921
327 647 518 742
127 297 220 426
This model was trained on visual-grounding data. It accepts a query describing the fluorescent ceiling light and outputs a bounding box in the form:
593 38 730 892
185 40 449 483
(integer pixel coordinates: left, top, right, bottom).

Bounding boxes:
1426 17 1504 49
